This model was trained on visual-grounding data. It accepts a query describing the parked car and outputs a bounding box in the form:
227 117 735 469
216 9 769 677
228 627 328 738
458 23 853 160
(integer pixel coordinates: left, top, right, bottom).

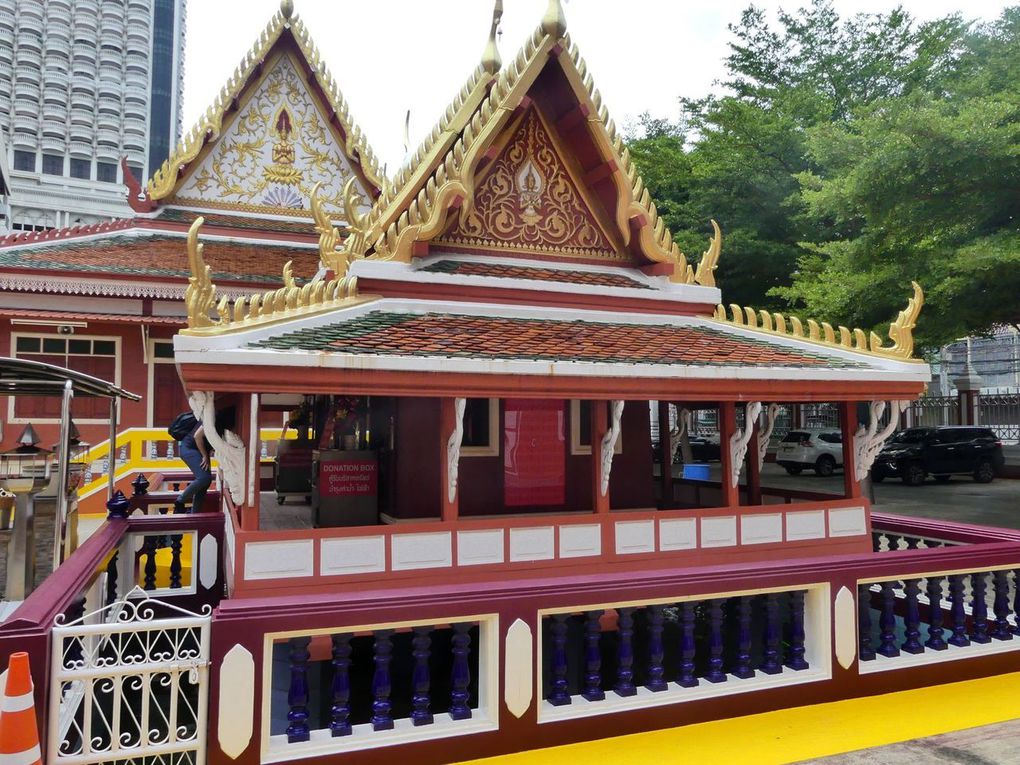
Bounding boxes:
871 426 1004 485
650 434 721 463
776 429 843 476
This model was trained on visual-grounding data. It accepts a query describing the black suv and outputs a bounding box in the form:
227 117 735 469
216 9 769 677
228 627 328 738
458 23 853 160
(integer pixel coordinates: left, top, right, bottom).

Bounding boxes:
871 426 1004 485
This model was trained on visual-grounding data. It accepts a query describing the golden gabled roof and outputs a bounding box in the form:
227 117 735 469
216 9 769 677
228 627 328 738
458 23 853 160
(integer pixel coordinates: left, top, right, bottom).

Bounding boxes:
147 1 384 202
359 0 711 285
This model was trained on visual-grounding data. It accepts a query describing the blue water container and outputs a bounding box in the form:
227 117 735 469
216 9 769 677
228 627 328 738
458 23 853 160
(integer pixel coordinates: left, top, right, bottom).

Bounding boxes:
683 463 711 481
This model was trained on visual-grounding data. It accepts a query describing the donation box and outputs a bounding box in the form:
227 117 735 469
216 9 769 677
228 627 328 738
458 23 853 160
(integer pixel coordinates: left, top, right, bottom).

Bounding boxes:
313 449 379 527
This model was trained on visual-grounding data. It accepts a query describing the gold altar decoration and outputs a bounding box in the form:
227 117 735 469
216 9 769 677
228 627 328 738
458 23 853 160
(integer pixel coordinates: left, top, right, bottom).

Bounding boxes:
182 217 368 335
359 0 715 285
147 1 383 204
712 281 925 361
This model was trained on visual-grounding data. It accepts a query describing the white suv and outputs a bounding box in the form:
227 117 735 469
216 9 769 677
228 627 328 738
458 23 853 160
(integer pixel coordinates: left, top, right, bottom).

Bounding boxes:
776 429 844 476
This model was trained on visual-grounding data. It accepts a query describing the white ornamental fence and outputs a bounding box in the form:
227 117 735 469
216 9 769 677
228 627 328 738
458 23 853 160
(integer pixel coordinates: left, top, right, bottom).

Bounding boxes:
47 589 211 765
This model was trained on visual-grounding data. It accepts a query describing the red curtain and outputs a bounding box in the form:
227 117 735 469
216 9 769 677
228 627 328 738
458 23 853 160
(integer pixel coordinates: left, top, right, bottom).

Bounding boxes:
503 399 566 507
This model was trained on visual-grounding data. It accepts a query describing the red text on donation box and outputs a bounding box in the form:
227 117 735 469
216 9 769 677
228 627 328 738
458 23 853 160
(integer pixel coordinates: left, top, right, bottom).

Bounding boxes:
319 460 378 497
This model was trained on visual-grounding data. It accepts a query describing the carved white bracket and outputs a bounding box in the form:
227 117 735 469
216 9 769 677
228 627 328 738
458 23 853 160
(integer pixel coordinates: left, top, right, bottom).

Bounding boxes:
728 401 761 488
669 406 693 465
447 397 466 504
853 400 908 482
190 391 246 505
600 400 625 496
756 403 781 472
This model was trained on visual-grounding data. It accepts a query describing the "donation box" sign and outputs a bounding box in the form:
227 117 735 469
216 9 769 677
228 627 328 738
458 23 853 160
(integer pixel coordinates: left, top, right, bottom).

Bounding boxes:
319 460 378 497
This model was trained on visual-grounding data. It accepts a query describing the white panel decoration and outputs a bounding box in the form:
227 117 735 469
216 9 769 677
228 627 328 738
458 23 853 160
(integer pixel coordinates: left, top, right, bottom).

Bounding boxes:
700 516 738 548
509 526 555 562
243 539 313 580
728 401 761 488
785 509 826 541
659 518 697 551
199 533 218 589
218 644 255 759
320 536 385 576
391 532 453 571
600 400 625 496
829 506 867 537
740 513 783 545
559 524 601 558
757 403 781 471
834 586 857 670
614 519 655 555
853 400 908 482
504 619 534 718
447 397 466 503
457 529 505 566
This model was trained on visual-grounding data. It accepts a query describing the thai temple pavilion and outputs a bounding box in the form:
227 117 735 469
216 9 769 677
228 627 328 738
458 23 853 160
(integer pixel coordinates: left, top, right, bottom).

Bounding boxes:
3 3 1020 765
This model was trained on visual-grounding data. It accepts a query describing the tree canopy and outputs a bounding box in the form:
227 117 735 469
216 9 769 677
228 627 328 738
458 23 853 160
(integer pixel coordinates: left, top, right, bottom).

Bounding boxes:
627 1 1020 352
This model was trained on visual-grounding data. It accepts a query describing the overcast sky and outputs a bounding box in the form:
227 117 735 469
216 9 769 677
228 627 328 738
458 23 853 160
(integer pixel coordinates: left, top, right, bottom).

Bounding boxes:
182 0 1012 172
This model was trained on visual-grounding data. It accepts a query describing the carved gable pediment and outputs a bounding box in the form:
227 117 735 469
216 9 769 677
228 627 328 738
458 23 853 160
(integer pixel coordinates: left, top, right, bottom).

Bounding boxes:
438 106 621 261
172 53 369 218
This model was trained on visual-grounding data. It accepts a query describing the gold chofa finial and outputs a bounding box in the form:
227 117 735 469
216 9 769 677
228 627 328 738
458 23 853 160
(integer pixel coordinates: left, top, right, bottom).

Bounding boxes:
542 0 566 38
694 219 722 288
481 0 504 74
280 0 294 20
185 217 218 329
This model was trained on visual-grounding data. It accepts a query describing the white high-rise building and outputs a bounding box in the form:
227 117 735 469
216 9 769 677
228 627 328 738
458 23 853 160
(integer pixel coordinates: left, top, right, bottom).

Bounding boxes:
0 0 186 232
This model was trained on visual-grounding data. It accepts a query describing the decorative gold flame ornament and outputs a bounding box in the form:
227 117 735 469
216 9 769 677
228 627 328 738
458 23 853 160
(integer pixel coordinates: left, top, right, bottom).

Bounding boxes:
184 216 218 329
693 220 722 288
713 281 925 361
481 0 503 75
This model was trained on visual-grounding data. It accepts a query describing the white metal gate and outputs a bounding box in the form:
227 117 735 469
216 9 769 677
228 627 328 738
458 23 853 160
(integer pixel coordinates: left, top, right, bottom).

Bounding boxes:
48 589 211 765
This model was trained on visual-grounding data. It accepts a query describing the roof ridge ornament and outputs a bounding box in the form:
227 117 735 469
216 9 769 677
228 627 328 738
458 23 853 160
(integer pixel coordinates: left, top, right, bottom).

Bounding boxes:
542 0 567 38
693 219 722 288
712 281 925 362
311 179 367 276
280 0 294 21
481 0 504 74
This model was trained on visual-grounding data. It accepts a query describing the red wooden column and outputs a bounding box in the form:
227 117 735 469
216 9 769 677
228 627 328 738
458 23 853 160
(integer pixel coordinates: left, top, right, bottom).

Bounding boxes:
657 400 674 508
591 401 609 514
746 416 762 505
839 401 862 499
718 402 740 507
439 397 460 522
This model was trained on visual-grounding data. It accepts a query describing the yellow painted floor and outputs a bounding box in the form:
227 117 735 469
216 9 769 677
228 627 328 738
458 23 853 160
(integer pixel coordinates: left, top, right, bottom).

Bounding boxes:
460 672 1020 765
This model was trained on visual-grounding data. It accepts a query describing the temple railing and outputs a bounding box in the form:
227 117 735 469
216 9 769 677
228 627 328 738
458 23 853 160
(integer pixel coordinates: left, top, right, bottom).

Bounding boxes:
206 521 1020 764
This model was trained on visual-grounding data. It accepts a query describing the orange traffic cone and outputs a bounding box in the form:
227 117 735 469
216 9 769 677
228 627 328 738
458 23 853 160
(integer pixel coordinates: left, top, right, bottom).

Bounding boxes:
0 652 41 765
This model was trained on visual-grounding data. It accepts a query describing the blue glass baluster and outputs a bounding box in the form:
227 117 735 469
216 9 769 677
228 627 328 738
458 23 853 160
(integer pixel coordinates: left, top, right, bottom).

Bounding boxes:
450 623 473 720
646 605 667 691
878 581 900 658
858 584 876 661
582 610 605 701
411 626 434 725
992 570 1013 641
143 535 158 590
286 636 311 743
886 534 901 552
549 614 571 705
169 535 183 589
733 596 754 679
925 576 947 651
786 590 810 670
761 593 784 672
905 536 920 550
614 607 637 696
901 578 924 654
677 601 699 687
371 629 395 731
330 634 352 737
871 531 882 552
948 574 970 647
706 599 727 683
971 572 991 644
1013 570 1020 636
105 550 119 605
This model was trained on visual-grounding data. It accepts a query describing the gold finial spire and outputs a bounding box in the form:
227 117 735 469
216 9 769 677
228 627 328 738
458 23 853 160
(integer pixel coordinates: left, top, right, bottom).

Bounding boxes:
280 0 294 20
481 0 504 74
542 0 566 38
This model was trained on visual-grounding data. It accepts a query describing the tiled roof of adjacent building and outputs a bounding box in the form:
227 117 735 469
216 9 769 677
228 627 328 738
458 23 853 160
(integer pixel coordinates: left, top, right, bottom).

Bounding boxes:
420 260 652 290
0 233 320 284
154 208 319 236
250 312 863 368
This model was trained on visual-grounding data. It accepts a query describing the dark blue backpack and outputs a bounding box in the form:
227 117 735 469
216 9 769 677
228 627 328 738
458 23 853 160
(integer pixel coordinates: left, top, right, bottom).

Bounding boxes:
168 411 197 441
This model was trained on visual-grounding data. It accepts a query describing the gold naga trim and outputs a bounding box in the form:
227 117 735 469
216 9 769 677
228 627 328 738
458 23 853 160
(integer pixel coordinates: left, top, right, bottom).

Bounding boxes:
311 178 368 275
712 281 926 362
148 1 384 202
182 217 366 336
359 0 718 287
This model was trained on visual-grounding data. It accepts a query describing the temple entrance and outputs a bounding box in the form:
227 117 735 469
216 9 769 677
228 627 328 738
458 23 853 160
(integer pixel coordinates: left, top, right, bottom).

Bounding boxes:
503 399 566 508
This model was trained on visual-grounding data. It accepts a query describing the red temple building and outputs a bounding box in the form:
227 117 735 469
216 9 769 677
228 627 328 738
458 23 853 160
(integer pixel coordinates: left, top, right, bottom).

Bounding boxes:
3 3 1020 765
